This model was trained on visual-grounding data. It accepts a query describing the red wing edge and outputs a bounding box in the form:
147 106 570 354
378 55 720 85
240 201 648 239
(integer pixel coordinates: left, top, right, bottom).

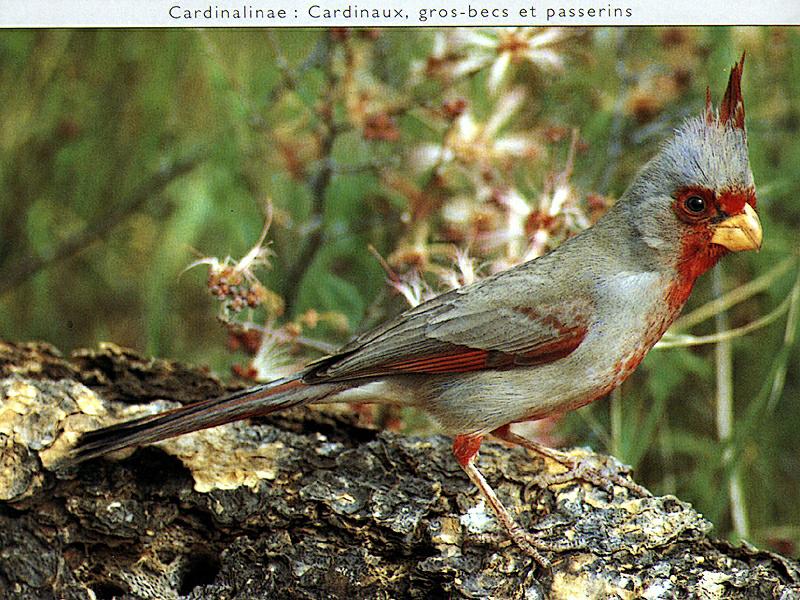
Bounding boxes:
377 325 587 375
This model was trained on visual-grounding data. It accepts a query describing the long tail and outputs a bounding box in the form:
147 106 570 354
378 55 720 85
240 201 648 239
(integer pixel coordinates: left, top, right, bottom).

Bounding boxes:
69 376 329 464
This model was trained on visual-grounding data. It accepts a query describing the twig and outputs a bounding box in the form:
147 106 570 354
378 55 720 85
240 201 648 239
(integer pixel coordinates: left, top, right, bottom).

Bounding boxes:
655 291 794 349
282 35 338 317
671 255 797 332
609 387 624 460
713 267 749 540
722 260 800 468
766 259 800 412
0 153 203 297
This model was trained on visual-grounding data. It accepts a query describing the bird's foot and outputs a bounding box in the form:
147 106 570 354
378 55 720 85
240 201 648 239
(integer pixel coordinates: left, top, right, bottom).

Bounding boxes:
492 427 650 498
471 524 583 569
534 448 650 497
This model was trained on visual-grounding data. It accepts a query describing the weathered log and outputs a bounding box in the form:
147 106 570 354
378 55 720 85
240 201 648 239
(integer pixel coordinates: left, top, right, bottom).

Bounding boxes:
0 341 798 599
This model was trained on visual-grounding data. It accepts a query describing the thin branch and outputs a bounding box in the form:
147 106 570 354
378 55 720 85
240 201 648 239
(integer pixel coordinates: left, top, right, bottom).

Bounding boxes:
0 153 203 297
713 267 749 540
282 35 338 317
722 262 800 469
766 260 800 412
655 291 794 349
671 255 797 332
264 30 323 115
609 387 623 460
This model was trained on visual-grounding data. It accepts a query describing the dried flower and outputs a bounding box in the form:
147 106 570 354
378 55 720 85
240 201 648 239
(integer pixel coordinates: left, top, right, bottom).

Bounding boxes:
413 87 542 174
250 328 297 382
453 28 571 93
186 204 280 319
390 270 436 308
363 112 401 142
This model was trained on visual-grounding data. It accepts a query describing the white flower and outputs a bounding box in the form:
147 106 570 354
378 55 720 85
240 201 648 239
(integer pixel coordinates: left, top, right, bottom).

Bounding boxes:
454 28 571 93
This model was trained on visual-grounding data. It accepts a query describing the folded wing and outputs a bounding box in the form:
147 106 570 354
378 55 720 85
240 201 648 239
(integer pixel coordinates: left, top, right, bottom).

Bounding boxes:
304 274 593 381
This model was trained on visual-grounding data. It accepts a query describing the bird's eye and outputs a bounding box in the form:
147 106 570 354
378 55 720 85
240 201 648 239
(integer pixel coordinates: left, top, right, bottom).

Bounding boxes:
684 195 706 213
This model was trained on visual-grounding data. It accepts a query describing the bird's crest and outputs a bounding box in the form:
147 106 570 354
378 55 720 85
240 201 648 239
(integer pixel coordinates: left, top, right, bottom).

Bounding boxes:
704 53 746 130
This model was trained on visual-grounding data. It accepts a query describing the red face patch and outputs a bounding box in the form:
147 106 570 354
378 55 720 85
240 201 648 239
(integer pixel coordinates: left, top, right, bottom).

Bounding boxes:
673 185 756 223
718 188 756 214
674 186 716 223
670 186 730 296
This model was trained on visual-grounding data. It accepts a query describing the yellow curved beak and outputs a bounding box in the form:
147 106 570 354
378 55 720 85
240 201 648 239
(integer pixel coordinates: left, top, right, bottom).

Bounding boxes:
711 203 762 252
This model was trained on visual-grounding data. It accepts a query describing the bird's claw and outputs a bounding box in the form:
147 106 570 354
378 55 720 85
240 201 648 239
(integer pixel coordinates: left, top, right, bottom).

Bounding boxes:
509 527 552 569
535 451 650 498
470 524 584 570
491 429 650 498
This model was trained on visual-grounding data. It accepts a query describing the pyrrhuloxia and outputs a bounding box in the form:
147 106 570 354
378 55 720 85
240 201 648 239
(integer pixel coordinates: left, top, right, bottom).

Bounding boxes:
71 56 762 566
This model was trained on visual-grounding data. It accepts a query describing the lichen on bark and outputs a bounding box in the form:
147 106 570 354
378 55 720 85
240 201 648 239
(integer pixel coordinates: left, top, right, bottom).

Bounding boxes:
0 341 798 599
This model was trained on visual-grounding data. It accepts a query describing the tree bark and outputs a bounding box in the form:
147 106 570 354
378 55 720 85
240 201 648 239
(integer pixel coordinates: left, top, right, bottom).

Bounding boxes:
0 341 798 599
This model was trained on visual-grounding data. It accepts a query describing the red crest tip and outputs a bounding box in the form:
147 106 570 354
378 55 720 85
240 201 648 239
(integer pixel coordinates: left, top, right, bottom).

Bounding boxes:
719 52 746 130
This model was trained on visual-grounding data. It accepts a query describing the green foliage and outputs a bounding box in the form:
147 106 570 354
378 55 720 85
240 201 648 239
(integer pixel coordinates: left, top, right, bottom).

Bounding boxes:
1 27 798 555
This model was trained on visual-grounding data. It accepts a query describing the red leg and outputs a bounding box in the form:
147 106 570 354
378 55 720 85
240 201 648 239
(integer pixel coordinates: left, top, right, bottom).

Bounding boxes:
452 434 559 568
453 434 483 467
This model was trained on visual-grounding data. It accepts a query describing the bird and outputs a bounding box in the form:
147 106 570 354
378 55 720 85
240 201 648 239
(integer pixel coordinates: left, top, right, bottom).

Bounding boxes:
69 55 761 567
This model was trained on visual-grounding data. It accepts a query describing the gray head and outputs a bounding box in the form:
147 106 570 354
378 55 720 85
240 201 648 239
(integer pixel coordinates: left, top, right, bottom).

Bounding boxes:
613 54 762 279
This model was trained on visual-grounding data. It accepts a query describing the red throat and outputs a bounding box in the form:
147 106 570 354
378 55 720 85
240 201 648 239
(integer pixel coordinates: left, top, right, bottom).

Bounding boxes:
668 232 726 312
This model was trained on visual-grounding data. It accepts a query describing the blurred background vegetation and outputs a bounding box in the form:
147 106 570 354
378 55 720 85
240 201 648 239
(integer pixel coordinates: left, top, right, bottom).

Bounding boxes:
0 27 798 555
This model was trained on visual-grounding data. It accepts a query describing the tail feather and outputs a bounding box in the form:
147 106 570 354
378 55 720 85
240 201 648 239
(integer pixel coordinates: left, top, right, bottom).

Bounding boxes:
69 377 312 464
